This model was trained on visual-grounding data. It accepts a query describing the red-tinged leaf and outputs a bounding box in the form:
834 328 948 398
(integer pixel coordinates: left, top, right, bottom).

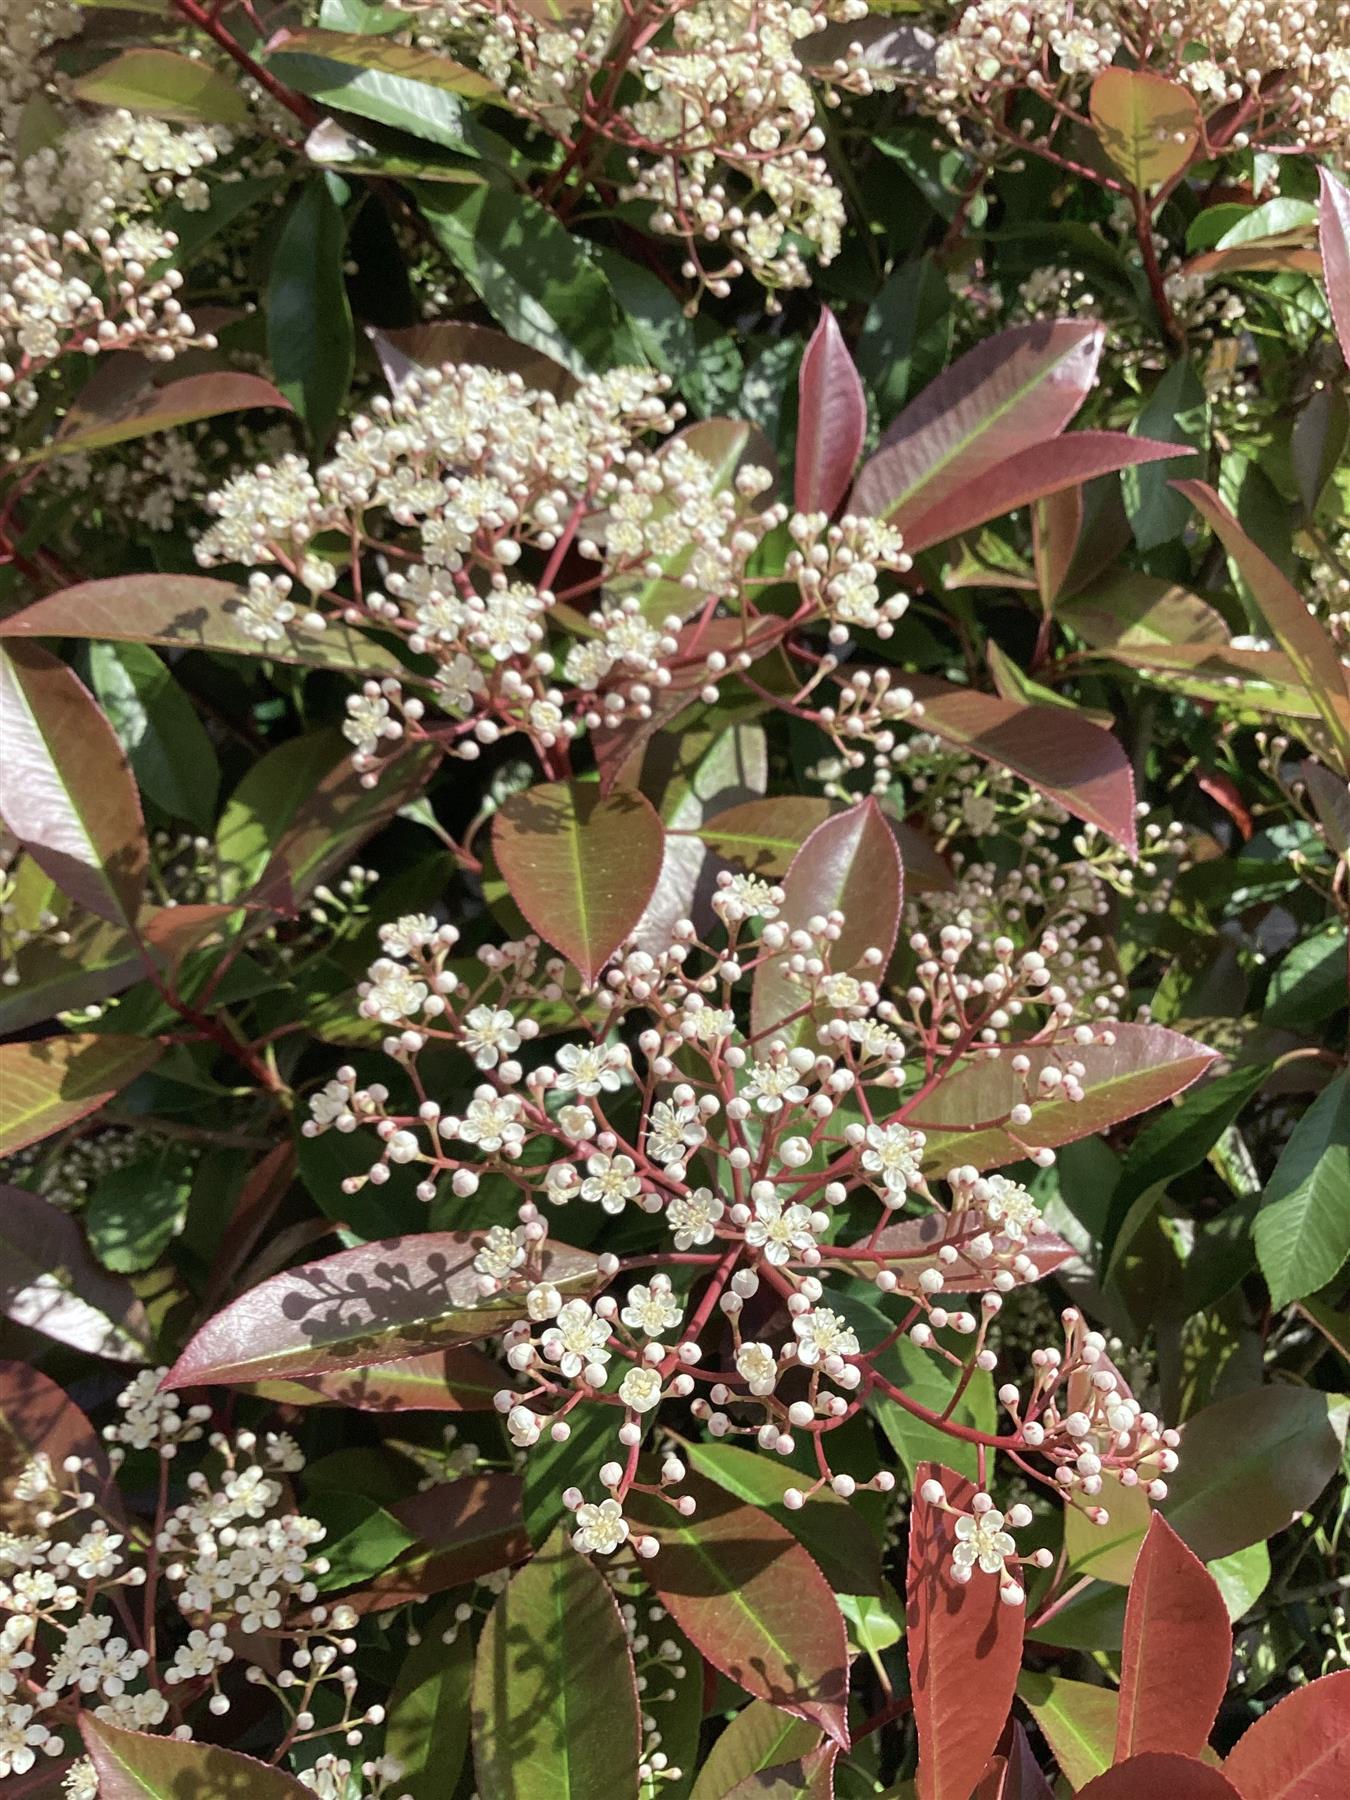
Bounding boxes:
350 1474 529 1611
1163 1387 1345 1562
1084 641 1324 722
1223 1668 1350 1800
163 1232 602 1387
0 573 405 675
695 794 834 875
907 1464 1024 1800
724 1743 838 1800
1301 759 1350 857
0 1186 152 1362
903 670 1137 850
853 1211 1077 1293
1197 769 1254 840
1034 485 1083 610
1116 1514 1231 1763
197 1143 297 1316
471 1526 641 1800
253 1346 504 1411
752 796 902 1041
901 434 1184 554
796 309 867 516
492 781 665 984
689 1702 821 1800
1175 480 1350 767
0 1360 120 1532
0 642 147 924
1076 1755 1242 1800
29 366 290 463
0 1034 163 1157
1318 167 1350 371
907 1023 1217 1174
81 1713 311 1798
850 320 1102 529
371 320 577 397
1089 69 1202 190
71 46 253 125
1059 569 1231 650
627 1474 850 1749
975 1724 1055 1800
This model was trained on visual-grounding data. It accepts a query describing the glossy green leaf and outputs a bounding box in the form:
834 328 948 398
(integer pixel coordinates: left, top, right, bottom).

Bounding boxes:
493 781 665 984
1018 1673 1117 1791
86 1145 193 1273
690 1703 820 1800
855 256 953 426
1123 361 1208 550
0 1036 162 1158
72 46 251 123
81 1714 312 1798
1089 69 1201 190
268 175 354 450
88 640 219 830
1253 1072 1350 1310
1263 924 1347 1027
0 642 147 925
267 28 495 151
472 1527 642 1800
0 1185 151 1361
385 1600 473 1799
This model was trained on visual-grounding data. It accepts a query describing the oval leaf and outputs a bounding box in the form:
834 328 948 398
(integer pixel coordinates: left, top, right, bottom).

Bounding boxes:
796 309 867 516
1077 1755 1242 1800
627 1474 850 1748
907 1464 1025 1800
72 46 252 124
1018 1672 1117 1791
1089 70 1202 191
253 1345 504 1411
0 1186 152 1362
0 574 405 675
471 1527 641 1800
0 1035 163 1157
695 794 833 876
32 366 291 464
1223 1668 1350 1800
493 781 665 984
1116 1514 1231 1763
850 320 1102 528
0 1360 119 1532
752 795 902 1040
81 1714 311 1798
385 1599 473 1798
690 1701 820 1800
1318 166 1350 371
0 642 147 924
165 1232 599 1387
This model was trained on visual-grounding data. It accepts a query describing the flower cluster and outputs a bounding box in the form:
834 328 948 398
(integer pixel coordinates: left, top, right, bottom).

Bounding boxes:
193 358 914 784
304 877 1178 1562
387 0 894 302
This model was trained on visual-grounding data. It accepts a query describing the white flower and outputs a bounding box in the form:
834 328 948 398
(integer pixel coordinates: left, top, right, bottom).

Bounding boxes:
541 1300 611 1379
526 1282 562 1321
744 1192 815 1266
507 1405 542 1447
361 957 429 1024
621 1279 683 1336
735 1341 778 1396
791 1308 859 1366
861 1121 926 1197
473 1225 527 1281
619 1366 663 1413
379 913 437 956
979 1173 1041 1243
308 1078 353 1129
667 1186 724 1249
0 1702 55 1778
713 873 782 923
65 1525 122 1581
457 1092 524 1152
572 1496 628 1555
165 1626 232 1683
743 1060 808 1114
462 1006 521 1070
646 1098 703 1166
579 1151 641 1214
952 1509 1017 1582
554 1040 629 1096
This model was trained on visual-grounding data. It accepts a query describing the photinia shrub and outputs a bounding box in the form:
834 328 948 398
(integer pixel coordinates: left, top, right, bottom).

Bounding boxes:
1 1 1348 1797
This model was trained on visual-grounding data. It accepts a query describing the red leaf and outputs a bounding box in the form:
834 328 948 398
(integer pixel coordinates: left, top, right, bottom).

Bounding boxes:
907 1022 1217 1174
901 433 1184 553
796 309 867 517
974 1723 1055 1800
0 1186 152 1362
349 1474 529 1611
856 1212 1077 1293
0 573 404 676
81 1714 311 1798
751 795 903 1041
163 1232 602 1387
1116 1514 1231 1763
1197 770 1254 841
254 1346 505 1411
907 1464 1025 1800
850 320 1102 528
29 363 289 465
1223 1668 1350 1799
492 780 665 984
1033 485 1084 609
1077 1754 1242 1799
903 672 1137 851
0 1360 123 1532
0 641 147 925
1318 167 1350 371
627 1474 850 1748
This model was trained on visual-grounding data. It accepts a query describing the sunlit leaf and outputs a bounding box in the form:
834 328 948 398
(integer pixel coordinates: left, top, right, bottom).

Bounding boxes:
0 1035 162 1158
72 46 251 123
796 309 867 516
353 1474 529 1610
1252 1072 1350 1310
27 364 291 464
266 28 496 152
1318 167 1350 371
385 1600 472 1798
1223 1668 1350 1800
1089 70 1202 190
689 1703 820 1800
1116 1515 1231 1762
1077 1756 1241 1799
0 1186 152 1361
81 1714 311 1798
1018 1673 1117 1791
0 1360 120 1532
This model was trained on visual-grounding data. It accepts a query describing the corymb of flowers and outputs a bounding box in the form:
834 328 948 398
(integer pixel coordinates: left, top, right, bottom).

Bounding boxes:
296 868 1180 1573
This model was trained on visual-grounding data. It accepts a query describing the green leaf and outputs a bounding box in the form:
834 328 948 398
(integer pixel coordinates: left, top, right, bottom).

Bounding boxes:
1263 923 1347 1027
1163 1385 1346 1560
492 782 666 985
267 28 496 151
856 255 953 425
385 1601 473 1799
416 182 649 376
472 1527 642 1800
0 1036 162 1158
689 1703 820 1800
1253 1073 1350 1309
1019 1673 1117 1790
307 1491 417 1588
72 47 252 125
88 641 219 830
1206 1541 1269 1621
81 1714 312 1798
1122 360 1208 550
86 1146 193 1273
268 175 354 451
0 642 147 926
868 1332 994 1486
1089 69 1201 190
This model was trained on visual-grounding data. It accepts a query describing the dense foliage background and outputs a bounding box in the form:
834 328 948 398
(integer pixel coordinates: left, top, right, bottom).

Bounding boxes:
1 2 1348 1797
